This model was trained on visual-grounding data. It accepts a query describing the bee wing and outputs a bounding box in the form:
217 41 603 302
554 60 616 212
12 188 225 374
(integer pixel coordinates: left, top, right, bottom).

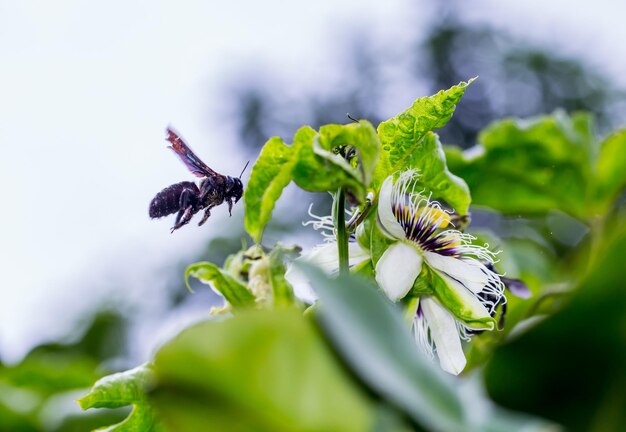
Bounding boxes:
166 127 220 178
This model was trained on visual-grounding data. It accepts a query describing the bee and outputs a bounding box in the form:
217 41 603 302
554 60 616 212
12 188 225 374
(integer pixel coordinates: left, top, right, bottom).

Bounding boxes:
149 127 247 233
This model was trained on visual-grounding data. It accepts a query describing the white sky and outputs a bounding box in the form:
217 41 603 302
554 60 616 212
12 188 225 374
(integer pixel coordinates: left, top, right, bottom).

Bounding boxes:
1 0 625 363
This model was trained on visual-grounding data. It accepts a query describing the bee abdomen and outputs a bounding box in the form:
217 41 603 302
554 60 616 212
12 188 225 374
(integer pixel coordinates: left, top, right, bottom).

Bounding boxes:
149 181 199 218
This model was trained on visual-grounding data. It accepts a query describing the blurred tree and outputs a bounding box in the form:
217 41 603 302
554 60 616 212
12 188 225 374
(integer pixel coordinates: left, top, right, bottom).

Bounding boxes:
420 12 624 145
228 1 624 151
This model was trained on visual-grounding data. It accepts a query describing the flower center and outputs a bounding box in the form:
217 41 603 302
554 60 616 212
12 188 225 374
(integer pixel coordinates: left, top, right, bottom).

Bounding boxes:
392 196 461 256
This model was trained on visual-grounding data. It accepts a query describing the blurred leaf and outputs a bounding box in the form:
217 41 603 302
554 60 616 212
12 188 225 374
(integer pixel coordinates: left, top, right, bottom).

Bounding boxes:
446 112 596 219
299 264 551 431
268 246 296 306
484 221 626 431
594 129 626 211
373 79 473 214
150 308 374 432
0 312 131 432
185 262 255 309
0 353 99 397
78 364 164 432
0 383 41 432
244 136 297 243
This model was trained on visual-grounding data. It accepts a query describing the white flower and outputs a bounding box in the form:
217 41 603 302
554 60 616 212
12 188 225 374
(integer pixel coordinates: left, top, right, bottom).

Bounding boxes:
285 206 370 303
413 296 470 375
375 170 505 374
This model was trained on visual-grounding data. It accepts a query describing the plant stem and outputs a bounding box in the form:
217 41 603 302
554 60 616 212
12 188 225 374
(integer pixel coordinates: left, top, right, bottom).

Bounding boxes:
346 191 374 233
334 187 349 276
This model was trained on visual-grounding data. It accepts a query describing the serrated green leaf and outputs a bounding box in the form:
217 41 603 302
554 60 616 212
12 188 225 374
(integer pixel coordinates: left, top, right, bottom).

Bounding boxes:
446 112 594 219
185 262 255 309
377 79 474 173
78 364 164 432
150 309 374 432
594 129 626 211
408 132 470 213
372 79 474 213
244 136 297 243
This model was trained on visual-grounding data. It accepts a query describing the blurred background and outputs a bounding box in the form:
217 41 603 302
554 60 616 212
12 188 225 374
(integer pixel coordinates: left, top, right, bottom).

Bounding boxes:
1 0 626 430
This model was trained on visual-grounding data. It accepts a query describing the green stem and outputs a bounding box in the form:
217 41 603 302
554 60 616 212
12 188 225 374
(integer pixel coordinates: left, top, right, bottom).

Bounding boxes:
334 187 349 276
346 191 374 233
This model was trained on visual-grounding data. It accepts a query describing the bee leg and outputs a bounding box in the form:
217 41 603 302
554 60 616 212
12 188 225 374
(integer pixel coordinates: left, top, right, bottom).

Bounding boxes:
171 206 194 233
198 205 215 226
227 198 234 216
171 189 197 233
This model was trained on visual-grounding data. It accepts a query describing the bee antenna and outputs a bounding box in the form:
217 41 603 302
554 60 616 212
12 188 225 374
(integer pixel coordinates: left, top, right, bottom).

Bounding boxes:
346 113 359 123
239 160 250 178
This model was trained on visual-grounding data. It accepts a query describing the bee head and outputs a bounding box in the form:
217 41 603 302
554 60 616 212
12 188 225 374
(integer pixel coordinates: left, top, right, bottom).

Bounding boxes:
226 177 244 203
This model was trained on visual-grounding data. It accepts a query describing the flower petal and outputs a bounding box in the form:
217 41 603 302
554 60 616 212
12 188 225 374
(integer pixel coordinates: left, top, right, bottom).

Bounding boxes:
284 264 317 304
285 243 338 303
286 242 371 304
305 243 343 273
375 242 422 301
348 242 371 268
432 270 494 330
420 297 466 375
377 176 406 240
424 252 490 293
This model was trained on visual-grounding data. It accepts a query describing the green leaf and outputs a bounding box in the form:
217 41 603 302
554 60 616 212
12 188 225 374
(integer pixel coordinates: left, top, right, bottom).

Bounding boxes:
368 215 392 265
429 268 496 330
0 352 99 397
407 132 470 213
373 79 474 213
244 123 379 243
185 262 255 309
594 129 626 211
291 123 377 200
446 112 595 219
267 246 296 307
78 364 164 432
244 136 297 243
298 264 551 432
410 267 434 296
298 263 462 430
0 312 131 431
316 121 380 187
150 308 374 432
485 220 626 430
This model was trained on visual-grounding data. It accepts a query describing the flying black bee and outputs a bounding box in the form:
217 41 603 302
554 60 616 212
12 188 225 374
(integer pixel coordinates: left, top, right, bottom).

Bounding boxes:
149 128 247 233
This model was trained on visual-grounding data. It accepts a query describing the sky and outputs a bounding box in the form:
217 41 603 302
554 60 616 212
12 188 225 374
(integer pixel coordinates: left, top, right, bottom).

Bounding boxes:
1 0 625 363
